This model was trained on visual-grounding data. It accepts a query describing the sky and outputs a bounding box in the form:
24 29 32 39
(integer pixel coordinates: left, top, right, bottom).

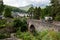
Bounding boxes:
3 0 50 7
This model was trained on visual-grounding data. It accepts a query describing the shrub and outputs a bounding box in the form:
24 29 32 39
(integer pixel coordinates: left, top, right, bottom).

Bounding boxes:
16 31 38 40
34 30 48 40
0 19 6 28
39 30 48 39
13 18 22 28
41 30 60 40
13 18 27 32
20 18 27 32
55 15 60 21
4 7 12 18
0 33 10 39
16 29 60 40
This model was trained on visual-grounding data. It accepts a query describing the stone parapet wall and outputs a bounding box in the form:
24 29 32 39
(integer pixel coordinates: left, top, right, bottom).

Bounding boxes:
27 19 60 32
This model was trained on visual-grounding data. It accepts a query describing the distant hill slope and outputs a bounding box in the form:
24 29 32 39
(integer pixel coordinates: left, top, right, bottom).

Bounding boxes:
19 4 33 11
4 5 26 13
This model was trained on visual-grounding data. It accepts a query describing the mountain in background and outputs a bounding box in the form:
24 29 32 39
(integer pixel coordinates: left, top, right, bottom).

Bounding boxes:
19 4 33 11
4 4 46 13
19 4 46 11
4 5 26 13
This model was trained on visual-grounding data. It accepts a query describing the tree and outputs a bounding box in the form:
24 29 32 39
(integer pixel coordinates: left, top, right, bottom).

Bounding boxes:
28 7 34 18
41 6 52 18
50 0 60 20
0 3 5 15
13 18 27 32
33 7 41 19
13 18 22 28
4 7 12 18
20 18 27 32
37 7 41 19
28 7 41 19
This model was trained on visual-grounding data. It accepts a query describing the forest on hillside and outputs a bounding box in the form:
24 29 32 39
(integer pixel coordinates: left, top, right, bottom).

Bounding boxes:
27 0 60 21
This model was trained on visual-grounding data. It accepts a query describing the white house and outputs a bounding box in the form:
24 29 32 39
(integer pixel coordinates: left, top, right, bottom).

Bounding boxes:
45 16 53 21
12 12 28 18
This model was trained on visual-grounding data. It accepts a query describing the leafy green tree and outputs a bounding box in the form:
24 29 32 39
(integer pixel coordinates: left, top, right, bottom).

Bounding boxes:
0 19 6 28
41 0 60 21
13 18 23 31
41 6 51 18
55 14 60 21
33 7 41 19
13 18 22 28
21 19 27 32
0 3 5 15
50 0 60 20
28 7 41 19
4 7 12 18
13 18 27 32
28 7 34 18
37 7 41 19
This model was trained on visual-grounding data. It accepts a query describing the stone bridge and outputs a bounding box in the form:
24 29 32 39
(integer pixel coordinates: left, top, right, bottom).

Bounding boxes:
27 19 60 32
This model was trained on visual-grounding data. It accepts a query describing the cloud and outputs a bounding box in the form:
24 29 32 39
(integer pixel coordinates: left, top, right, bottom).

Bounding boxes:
3 0 19 7
3 0 50 7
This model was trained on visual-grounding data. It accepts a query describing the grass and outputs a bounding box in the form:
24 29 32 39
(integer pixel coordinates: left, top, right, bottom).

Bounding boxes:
15 30 60 40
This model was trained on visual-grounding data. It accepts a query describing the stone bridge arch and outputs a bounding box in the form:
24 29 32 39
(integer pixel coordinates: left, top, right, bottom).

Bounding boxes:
29 25 35 32
27 19 46 32
27 19 60 32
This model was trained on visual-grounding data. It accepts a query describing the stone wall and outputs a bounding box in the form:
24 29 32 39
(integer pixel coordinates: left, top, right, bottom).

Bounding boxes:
27 19 60 32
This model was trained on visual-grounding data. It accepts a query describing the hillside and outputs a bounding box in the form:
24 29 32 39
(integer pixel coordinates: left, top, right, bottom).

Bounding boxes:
19 4 33 11
4 5 26 13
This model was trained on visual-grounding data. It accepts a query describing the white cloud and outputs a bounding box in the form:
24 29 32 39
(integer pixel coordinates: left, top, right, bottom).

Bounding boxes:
3 0 50 7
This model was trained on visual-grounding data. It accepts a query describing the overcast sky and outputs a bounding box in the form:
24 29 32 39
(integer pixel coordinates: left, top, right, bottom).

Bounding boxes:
3 0 50 7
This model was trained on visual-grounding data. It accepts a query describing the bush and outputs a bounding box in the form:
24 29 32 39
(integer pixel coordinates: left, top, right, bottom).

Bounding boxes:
16 29 60 40
16 31 38 40
13 18 27 32
20 18 27 32
41 30 60 40
0 33 10 39
0 19 6 28
39 30 48 39
13 18 22 28
4 7 12 18
55 15 60 21
16 30 48 40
